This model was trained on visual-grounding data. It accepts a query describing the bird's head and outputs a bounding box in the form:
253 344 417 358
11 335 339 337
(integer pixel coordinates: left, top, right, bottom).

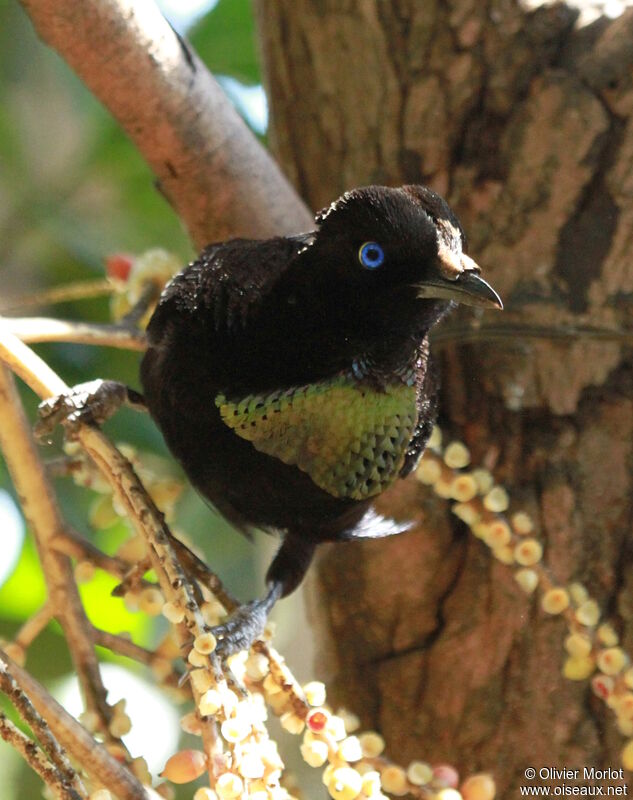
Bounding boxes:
301 184 501 335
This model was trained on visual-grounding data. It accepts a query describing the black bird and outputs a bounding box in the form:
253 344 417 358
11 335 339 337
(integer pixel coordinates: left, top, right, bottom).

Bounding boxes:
38 184 501 654
138 184 501 652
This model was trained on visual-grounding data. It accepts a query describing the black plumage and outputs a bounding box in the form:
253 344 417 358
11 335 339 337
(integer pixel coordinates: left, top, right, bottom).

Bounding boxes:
139 184 502 652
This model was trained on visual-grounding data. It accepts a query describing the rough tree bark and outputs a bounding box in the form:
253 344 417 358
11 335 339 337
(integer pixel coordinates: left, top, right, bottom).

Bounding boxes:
256 1 633 793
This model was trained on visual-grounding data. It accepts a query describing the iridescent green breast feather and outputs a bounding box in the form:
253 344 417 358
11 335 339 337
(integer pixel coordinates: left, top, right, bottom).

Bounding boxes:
215 374 418 500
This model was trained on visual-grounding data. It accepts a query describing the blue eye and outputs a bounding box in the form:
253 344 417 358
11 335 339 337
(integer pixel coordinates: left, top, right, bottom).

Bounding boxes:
358 241 384 269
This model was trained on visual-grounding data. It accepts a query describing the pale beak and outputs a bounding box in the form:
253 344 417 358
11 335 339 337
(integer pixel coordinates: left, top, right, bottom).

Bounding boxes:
415 248 503 310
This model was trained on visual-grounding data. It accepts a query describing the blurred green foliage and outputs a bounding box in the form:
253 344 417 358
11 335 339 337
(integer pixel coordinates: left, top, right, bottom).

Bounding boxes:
0 1 266 796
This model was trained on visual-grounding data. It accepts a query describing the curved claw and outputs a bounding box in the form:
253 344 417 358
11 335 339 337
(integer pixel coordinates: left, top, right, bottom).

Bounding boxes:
35 380 144 441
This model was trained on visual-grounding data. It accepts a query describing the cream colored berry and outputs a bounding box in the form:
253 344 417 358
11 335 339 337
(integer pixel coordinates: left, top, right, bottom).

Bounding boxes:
451 475 479 503
116 535 147 562
263 673 282 695
618 718 633 737
245 652 269 681
190 669 213 696
575 599 601 627
563 655 595 681
483 486 509 513
434 477 455 499
428 426 442 450
338 736 362 762
510 511 533 535
358 731 385 757
444 441 470 469
221 717 250 743
597 623 619 647
180 711 202 735
514 539 543 566
139 587 164 616
597 647 627 676
380 765 408 796
188 648 208 668
436 790 464 800
238 753 265 779
194 632 217 655
460 773 496 800
79 709 100 733
215 773 244 800
162 601 185 624
514 568 539 594
564 633 592 658
492 544 515 565
328 767 362 800
193 789 218 800
280 712 305 735
337 707 360 733
485 521 512 549
325 714 347 741
300 739 329 768
416 457 442 485
622 740 633 771
361 771 382 796
123 591 140 612
108 713 132 738
131 756 151 785
615 692 633 721
541 588 570 615
406 761 433 786
472 468 493 494
568 583 589 605
74 560 95 584
303 681 327 707
452 502 480 525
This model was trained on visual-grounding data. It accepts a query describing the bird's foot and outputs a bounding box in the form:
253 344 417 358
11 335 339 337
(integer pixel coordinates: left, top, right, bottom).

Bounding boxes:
211 583 282 658
35 380 144 440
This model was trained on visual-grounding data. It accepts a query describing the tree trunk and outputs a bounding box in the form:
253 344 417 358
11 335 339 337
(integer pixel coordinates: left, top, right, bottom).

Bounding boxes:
256 2 633 792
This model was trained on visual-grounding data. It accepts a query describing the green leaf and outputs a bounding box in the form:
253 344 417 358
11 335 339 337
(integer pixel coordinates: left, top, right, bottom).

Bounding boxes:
190 0 260 84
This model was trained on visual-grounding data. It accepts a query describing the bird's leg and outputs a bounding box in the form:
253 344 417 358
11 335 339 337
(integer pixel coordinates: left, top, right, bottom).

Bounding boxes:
35 379 146 440
211 535 317 657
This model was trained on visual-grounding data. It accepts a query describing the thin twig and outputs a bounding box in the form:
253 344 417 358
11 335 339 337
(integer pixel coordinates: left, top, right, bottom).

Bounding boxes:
12 603 53 652
5 317 146 351
51 528 133 580
0 711 84 800
0 654 86 797
0 279 113 313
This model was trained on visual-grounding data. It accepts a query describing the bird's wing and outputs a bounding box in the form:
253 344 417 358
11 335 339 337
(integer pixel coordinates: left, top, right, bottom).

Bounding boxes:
151 233 316 335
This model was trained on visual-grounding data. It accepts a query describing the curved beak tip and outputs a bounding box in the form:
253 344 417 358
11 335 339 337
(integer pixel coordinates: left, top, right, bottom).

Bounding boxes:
416 271 503 310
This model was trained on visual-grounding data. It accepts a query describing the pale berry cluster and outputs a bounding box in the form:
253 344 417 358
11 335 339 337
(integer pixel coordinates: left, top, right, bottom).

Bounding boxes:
106 248 181 327
417 426 633 771
63 440 184 532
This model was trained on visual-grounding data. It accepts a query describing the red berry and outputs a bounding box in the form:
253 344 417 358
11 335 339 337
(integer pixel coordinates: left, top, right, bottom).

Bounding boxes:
105 253 134 282
306 709 328 732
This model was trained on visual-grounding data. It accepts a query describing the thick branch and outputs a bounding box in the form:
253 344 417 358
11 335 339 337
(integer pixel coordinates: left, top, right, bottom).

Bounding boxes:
19 0 312 246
